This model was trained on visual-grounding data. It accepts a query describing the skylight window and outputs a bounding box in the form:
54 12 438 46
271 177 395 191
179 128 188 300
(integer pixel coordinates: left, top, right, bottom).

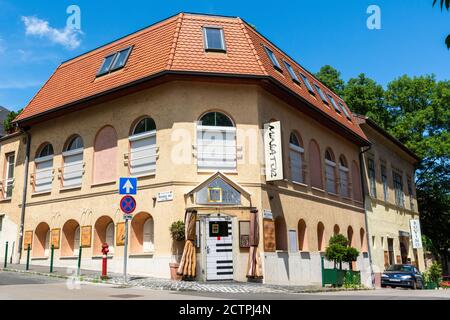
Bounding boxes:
300 73 315 94
339 101 352 120
314 84 328 104
264 46 282 71
203 27 226 52
327 94 342 114
283 61 300 83
97 46 133 77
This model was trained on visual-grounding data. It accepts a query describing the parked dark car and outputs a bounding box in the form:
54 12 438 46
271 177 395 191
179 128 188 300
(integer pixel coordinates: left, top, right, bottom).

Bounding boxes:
381 264 423 289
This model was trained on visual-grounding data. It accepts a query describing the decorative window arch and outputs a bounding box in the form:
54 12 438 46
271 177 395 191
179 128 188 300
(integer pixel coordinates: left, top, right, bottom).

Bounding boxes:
62 135 84 188
347 226 354 247
298 219 308 251
93 126 118 184
274 216 287 251
325 148 337 194
360 228 367 252
339 155 350 198
34 143 54 193
317 222 325 252
128 117 157 177
197 111 237 171
289 132 304 184
333 224 340 235
309 140 323 189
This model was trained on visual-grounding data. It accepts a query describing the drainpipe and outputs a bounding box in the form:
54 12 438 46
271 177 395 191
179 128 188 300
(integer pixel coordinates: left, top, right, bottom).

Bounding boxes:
17 129 31 263
359 144 375 288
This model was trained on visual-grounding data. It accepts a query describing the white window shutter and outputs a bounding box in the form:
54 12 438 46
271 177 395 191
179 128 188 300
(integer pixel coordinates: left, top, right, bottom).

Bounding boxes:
129 132 157 176
63 149 83 187
35 156 53 193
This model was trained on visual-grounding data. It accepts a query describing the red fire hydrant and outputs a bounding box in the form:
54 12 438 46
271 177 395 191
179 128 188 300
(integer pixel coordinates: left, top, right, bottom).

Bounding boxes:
101 243 109 280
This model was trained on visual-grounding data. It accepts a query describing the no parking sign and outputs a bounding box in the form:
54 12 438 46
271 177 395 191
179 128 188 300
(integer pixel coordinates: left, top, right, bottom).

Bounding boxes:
120 195 136 219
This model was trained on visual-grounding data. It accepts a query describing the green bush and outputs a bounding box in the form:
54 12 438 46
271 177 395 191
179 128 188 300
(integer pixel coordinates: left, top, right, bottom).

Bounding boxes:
325 234 359 270
169 221 185 242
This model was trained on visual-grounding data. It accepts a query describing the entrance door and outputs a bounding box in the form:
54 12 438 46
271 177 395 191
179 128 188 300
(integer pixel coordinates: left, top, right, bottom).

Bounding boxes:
206 217 233 281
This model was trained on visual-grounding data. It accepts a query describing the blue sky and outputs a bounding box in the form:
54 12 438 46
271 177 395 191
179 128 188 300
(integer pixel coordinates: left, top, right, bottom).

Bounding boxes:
0 0 448 111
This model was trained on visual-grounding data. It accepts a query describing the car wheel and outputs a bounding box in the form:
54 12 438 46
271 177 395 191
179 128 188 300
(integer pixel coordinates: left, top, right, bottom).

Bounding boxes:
411 281 417 290
381 285 387 288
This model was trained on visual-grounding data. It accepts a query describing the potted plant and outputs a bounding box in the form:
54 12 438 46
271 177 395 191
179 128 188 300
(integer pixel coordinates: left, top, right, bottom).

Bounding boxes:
169 221 185 281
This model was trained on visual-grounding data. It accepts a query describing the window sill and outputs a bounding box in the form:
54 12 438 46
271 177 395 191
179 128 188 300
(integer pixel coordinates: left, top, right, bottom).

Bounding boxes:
60 186 82 192
91 181 117 188
0 198 12 203
31 257 49 261
129 252 154 258
327 192 339 197
31 191 52 197
292 181 308 188
59 256 79 260
134 173 156 179
92 255 114 260
311 187 325 193
197 169 238 175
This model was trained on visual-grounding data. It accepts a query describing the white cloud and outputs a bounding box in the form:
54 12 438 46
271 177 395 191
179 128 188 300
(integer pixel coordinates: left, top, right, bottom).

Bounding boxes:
21 16 82 50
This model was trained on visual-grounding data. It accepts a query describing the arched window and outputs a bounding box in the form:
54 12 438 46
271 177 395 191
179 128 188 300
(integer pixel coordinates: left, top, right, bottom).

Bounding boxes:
197 111 236 171
93 216 115 255
131 213 154 254
325 149 337 194
34 143 54 193
360 228 367 252
33 222 50 257
333 224 340 235
347 226 354 248
93 126 118 184
61 220 80 257
339 155 349 198
309 140 323 189
298 219 308 251
317 222 325 252
289 132 304 183
352 161 363 202
274 216 287 251
62 135 84 188
129 118 157 177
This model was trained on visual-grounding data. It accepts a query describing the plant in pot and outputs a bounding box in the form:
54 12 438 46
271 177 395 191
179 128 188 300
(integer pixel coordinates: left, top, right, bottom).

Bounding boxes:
169 220 185 281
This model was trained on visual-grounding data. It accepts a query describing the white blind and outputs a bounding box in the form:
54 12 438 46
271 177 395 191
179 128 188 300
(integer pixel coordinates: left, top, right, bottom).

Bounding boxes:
63 149 84 188
197 126 236 171
35 155 54 193
129 131 157 177
289 144 304 183
325 161 336 194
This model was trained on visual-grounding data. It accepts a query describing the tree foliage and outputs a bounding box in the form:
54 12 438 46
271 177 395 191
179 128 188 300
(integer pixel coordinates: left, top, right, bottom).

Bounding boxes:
317 65 450 270
325 234 360 270
315 65 345 96
433 0 450 48
3 109 21 134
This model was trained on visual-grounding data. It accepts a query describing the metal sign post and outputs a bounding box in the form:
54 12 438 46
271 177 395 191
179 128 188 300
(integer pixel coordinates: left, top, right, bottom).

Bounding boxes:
119 194 136 284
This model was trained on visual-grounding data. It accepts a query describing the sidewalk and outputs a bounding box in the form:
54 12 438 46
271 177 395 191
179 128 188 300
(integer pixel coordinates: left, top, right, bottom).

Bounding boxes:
1 263 368 294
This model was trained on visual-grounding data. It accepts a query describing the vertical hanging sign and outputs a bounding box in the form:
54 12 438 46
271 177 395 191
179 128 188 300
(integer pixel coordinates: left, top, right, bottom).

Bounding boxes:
410 219 423 249
264 121 284 182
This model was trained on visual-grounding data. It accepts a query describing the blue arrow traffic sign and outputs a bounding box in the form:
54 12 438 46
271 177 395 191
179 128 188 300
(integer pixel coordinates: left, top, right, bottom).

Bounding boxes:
119 177 137 195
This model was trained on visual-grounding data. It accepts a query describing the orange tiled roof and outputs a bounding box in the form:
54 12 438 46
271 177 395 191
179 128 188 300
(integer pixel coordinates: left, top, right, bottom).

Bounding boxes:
15 13 367 142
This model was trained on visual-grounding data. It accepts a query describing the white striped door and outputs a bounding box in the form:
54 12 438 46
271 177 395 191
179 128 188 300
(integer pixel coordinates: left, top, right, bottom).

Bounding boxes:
206 217 233 281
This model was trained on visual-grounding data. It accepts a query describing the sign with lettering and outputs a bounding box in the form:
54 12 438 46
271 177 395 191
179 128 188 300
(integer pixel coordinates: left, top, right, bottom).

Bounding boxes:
81 226 92 248
157 191 173 202
263 210 273 220
51 229 61 249
24 231 33 249
264 121 284 182
410 219 423 249
263 219 276 252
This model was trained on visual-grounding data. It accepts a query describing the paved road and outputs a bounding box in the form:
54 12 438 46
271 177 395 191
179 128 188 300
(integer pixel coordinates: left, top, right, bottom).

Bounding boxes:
0 271 449 300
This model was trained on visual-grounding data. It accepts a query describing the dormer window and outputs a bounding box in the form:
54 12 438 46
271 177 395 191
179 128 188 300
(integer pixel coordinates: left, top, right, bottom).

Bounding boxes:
328 94 342 114
203 27 226 52
339 101 352 121
300 73 315 95
314 84 329 104
97 46 133 77
283 61 300 83
263 46 282 71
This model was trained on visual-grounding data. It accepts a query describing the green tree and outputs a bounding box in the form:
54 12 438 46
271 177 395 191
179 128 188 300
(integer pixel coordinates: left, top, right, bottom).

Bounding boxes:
3 109 22 134
343 73 391 129
385 75 450 272
433 0 450 48
315 65 345 96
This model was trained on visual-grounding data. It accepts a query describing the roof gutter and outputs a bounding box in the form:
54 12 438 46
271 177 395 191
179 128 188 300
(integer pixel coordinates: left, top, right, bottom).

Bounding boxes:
13 71 370 146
